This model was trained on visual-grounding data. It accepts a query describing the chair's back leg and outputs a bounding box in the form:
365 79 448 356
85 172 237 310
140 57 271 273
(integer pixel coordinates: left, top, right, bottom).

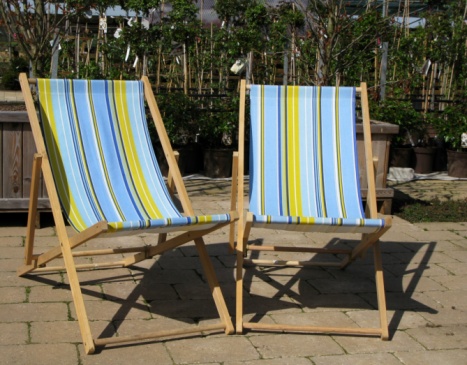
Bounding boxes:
229 152 239 252
194 237 234 334
24 154 43 266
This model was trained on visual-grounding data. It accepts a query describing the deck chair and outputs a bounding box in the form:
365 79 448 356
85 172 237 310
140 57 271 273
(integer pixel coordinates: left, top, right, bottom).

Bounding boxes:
232 80 392 339
18 73 238 354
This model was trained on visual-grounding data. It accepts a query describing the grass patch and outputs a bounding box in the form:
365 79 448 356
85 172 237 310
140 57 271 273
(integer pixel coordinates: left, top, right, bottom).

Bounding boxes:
393 198 467 223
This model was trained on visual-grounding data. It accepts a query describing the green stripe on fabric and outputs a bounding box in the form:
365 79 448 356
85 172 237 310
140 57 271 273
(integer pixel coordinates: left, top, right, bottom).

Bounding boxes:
334 87 346 217
316 87 327 217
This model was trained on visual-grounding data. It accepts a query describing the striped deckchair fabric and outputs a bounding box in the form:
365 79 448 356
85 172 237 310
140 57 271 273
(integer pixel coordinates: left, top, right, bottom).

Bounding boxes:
36 78 231 235
249 85 386 233
19 73 237 354
233 80 392 340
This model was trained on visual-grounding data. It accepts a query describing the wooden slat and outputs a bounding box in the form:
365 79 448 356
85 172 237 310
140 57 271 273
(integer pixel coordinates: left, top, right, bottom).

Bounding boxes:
0 121 3 199
0 198 50 210
0 111 29 123
2 122 22 199
22 123 38 199
94 323 225 347
243 322 382 336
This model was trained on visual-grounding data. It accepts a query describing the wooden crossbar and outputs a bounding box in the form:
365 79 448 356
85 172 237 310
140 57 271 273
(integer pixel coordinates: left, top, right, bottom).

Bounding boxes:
94 323 225 347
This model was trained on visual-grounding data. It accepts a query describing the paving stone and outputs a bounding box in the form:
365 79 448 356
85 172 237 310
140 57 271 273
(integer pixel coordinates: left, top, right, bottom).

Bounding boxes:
384 262 450 277
443 249 467 262
249 333 344 358
392 251 459 265
247 277 318 298
418 307 467 327
0 286 26 303
0 236 23 246
394 349 467 365
430 275 467 290
361 291 442 312
384 274 446 293
300 293 373 312
112 317 196 339
69 299 152 322
0 258 23 272
0 302 69 322
347 309 429 330
166 336 260 364
437 262 467 275
225 358 313 365
312 352 403 365
406 229 463 242
424 290 467 310
406 324 467 350
148 298 222 319
333 330 425 354
82 342 173 365
0 344 78 365
0 322 28 345
269 311 358 329
28 283 75 303
30 320 83 343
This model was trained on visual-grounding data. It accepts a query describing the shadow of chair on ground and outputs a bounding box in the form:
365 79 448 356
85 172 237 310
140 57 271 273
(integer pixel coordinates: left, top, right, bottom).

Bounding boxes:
22 234 438 350
23 239 236 352
239 236 438 339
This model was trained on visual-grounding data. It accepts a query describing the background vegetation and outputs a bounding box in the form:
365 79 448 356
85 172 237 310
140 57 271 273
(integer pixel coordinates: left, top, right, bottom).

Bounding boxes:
0 0 465 149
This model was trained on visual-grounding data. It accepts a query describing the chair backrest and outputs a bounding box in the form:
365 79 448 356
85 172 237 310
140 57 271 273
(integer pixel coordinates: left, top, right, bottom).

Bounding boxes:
36 78 181 232
249 85 365 219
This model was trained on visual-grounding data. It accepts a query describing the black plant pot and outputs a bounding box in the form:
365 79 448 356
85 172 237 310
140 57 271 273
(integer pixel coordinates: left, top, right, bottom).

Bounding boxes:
390 147 414 168
414 147 436 174
203 148 233 178
447 150 467 178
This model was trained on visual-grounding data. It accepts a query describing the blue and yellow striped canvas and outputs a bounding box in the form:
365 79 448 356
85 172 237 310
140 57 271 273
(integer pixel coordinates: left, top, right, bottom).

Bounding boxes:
249 85 385 233
37 79 231 234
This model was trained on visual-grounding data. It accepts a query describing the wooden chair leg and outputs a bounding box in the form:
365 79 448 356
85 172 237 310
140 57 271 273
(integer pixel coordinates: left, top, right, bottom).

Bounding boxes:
24 154 42 266
373 241 389 340
60 237 96 354
229 152 239 253
235 247 244 334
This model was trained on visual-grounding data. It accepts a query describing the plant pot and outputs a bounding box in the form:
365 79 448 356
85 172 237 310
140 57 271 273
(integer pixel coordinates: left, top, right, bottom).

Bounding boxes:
414 147 436 174
389 147 414 168
447 149 467 178
178 143 203 175
203 148 233 178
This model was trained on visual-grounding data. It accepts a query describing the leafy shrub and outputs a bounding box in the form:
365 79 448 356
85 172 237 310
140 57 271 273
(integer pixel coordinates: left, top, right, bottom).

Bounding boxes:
1 57 29 90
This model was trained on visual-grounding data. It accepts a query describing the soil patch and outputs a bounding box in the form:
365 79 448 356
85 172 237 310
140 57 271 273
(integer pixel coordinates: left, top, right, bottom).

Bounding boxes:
0 103 26 111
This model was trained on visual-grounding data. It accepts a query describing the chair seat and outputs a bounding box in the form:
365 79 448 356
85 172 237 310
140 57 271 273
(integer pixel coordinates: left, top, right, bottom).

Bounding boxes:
107 213 234 233
251 214 386 233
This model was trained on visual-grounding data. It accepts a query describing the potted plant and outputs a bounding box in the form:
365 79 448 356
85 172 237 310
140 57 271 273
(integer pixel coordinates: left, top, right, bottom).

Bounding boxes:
198 95 239 178
152 92 203 176
371 98 425 169
432 97 467 178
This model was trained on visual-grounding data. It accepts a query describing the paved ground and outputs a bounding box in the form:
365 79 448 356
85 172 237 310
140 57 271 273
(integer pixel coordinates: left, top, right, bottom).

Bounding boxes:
1 178 466 364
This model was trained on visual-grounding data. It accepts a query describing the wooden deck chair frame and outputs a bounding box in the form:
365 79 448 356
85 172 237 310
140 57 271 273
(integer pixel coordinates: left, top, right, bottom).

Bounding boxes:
18 73 237 354
231 80 392 339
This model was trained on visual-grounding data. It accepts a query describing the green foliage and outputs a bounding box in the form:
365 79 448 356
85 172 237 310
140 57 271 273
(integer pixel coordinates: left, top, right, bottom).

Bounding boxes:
430 93 467 151
394 198 467 223
198 95 239 148
371 98 424 146
156 92 200 146
1 57 29 90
